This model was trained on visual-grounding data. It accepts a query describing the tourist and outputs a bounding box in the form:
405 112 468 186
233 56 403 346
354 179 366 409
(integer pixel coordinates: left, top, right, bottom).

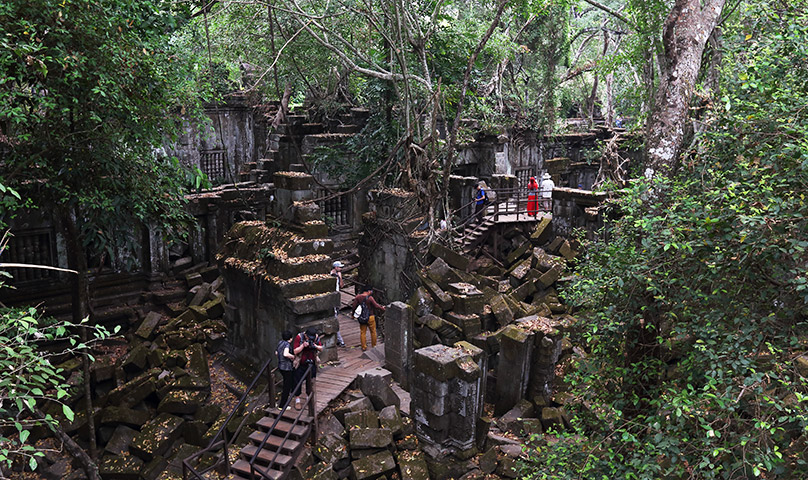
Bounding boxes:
330 261 346 347
527 176 539 216
352 286 385 351
276 330 297 409
540 173 555 212
474 181 488 223
292 327 323 409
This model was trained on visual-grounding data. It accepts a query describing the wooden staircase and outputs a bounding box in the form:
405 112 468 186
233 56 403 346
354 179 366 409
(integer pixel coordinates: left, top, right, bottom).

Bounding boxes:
229 407 314 480
456 216 495 254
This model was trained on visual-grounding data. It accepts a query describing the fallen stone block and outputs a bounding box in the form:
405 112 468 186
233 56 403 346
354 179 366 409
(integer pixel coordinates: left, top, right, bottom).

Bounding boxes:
397 450 430 480
98 454 143 480
379 405 403 437
351 449 396 480
121 343 149 374
185 272 203 288
429 242 470 271
130 413 185 461
408 287 435 317
201 296 225 319
104 425 139 456
530 216 552 244
188 283 212 307
140 455 168 480
420 275 454 311
136 312 163 339
358 369 400 410
100 406 151 429
344 410 380 430
540 407 566 432
559 240 578 261
157 389 209 415
313 433 349 465
106 369 157 408
478 447 498 474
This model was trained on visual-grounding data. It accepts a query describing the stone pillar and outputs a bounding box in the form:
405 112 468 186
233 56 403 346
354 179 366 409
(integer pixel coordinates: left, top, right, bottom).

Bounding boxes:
527 327 563 404
412 343 485 456
494 324 534 416
384 301 413 390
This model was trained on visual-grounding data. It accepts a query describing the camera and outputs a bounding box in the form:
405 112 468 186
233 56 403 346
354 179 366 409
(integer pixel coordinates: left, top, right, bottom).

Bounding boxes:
304 333 318 348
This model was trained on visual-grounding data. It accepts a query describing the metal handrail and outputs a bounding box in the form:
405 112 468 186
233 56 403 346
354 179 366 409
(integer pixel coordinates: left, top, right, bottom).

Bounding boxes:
246 363 316 479
182 356 279 480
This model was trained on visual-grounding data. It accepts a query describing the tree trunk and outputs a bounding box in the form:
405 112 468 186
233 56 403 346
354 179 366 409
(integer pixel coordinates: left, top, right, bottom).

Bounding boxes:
34 410 101 480
645 0 726 177
59 207 98 460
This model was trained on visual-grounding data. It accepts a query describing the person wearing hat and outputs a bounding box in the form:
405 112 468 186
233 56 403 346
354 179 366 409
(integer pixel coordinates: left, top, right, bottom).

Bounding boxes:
540 173 555 212
330 261 346 347
351 286 386 351
292 326 323 409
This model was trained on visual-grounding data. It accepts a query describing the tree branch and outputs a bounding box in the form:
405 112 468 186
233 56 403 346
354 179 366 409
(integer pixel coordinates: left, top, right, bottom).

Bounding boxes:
580 0 631 26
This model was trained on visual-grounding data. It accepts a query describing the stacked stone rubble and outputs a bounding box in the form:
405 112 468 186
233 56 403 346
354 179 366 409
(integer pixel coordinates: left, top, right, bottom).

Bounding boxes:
411 343 486 454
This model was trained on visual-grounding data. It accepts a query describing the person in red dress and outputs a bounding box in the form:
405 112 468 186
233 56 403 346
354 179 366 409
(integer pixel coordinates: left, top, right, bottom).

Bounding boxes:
527 176 539 216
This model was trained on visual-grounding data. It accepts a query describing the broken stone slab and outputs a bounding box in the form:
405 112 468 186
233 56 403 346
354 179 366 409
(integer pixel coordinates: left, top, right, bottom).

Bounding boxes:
489 294 514 327
511 280 536 303
185 343 211 387
198 265 220 283
449 293 485 317
91 357 116 384
201 296 224 319
420 275 454 311
121 343 149 374
185 272 203 288
157 389 209 415
105 369 157 408
136 312 163 340
429 242 470 271
349 428 395 449
344 410 380 430
98 454 144 480
546 236 564 254
100 406 151 429
313 433 349 465
530 216 552 244
140 455 168 480
130 413 185 461
496 455 519 478
538 264 563 288
332 397 374 424
287 291 340 315
379 405 403 437
559 240 578 261
396 450 430 480
188 283 212 307
318 414 345 438
498 399 535 435
478 447 498 474
506 241 531 267
358 368 400 410
444 311 482 339
426 257 461 289
540 407 566 432
104 425 139 456
408 287 435 317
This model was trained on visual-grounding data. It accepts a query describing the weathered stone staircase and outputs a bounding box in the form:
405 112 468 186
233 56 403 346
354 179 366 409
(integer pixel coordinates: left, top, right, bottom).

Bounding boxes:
229 408 313 480
456 212 496 254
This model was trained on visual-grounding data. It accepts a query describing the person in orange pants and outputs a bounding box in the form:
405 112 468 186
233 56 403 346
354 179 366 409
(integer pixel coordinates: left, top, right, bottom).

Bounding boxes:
352 285 386 351
527 176 539 216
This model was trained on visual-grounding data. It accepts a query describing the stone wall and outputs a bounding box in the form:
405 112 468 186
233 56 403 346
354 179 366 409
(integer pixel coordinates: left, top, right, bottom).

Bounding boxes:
551 187 608 240
168 94 254 185
384 301 414 390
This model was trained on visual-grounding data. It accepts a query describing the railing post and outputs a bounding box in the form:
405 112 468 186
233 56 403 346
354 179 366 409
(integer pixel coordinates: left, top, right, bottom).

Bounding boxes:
308 367 318 444
267 366 276 409
222 430 230 476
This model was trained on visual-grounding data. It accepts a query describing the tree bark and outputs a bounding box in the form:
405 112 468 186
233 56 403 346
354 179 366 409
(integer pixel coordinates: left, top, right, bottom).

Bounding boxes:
59 207 97 460
645 0 726 177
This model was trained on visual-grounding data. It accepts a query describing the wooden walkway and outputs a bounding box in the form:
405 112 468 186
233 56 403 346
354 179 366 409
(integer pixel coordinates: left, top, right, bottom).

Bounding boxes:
312 310 378 414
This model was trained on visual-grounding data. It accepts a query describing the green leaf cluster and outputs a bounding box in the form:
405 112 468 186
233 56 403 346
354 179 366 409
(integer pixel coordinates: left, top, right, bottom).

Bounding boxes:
521 2 808 478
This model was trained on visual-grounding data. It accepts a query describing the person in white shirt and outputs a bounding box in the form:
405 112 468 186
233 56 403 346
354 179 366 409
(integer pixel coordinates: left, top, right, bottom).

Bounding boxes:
540 173 555 211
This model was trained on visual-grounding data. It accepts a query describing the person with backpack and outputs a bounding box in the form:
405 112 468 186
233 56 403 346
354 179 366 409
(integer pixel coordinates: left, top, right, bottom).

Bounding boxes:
276 330 297 409
351 286 386 351
292 327 322 409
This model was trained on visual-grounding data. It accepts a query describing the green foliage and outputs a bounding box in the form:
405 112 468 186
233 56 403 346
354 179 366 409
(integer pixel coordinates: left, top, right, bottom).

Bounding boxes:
0 306 116 471
0 0 201 265
520 3 808 478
